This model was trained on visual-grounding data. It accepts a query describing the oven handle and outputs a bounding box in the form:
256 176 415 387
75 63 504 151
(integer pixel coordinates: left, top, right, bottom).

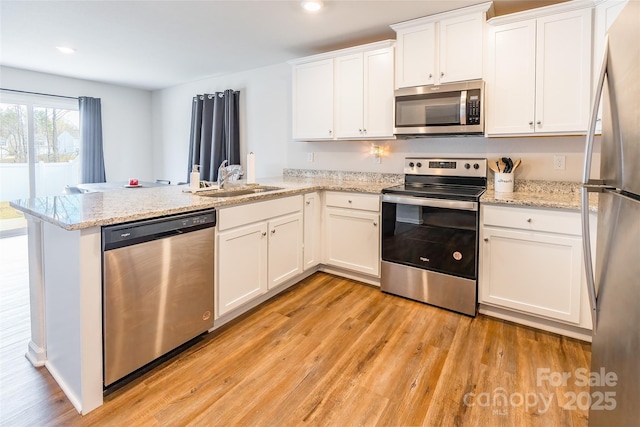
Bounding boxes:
382 194 478 211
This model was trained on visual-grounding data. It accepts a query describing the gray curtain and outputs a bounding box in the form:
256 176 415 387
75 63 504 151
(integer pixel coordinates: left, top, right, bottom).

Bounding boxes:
79 96 106 183
187 89 240 182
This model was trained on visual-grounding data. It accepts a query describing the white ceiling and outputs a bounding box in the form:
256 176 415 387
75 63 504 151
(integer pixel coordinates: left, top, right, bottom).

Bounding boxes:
0 0 561 91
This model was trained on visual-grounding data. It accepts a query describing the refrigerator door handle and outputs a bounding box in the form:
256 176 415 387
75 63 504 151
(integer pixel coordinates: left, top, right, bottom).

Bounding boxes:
581 36 609 333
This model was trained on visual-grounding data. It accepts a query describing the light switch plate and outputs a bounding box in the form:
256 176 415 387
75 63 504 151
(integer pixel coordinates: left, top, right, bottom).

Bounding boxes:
554 155 566 170
307 152 314 162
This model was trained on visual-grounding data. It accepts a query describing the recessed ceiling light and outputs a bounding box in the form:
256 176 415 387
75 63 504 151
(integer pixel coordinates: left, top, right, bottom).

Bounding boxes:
301 0 323 12
56 46 76 54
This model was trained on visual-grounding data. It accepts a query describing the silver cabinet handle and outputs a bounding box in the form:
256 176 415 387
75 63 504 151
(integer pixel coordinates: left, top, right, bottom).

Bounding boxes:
373 221 377 226
359 129 362 133
428 73 433 79
537 121 542 125
526 218 532 223
363 129 366 133
529 121 534 126
329 129 332 135
306 200 311 205
440 72 444 77
271 229 276 234
261 232 267 237
348 200 352 203
484 237 489 242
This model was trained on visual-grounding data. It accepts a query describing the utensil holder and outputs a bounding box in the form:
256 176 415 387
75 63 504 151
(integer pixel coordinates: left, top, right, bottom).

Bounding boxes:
495 172 514 193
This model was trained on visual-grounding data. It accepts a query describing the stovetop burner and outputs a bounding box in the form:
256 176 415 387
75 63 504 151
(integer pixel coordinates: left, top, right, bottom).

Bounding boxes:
383 183 486 201
383 157 487 202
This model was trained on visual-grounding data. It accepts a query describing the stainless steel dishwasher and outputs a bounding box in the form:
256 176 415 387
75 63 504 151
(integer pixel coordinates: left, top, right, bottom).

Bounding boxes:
102 209 215 387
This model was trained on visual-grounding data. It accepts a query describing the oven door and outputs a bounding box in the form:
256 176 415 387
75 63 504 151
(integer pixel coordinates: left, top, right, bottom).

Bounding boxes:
381 194 479 279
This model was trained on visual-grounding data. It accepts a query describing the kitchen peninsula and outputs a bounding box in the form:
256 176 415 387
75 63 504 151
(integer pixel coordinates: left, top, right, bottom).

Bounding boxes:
10 171 596 414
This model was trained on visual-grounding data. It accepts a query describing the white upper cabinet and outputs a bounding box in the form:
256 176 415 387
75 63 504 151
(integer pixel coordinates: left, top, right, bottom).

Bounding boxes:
394 22 436 88
391 2 492 88
438 13 485 84
362 47 395 138
291 40 395 141
292 59 334 140
486 5 593 136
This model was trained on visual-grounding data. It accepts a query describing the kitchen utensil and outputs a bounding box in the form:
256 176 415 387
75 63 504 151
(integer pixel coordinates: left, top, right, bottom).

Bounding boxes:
488 162 499 173
497 159 506 173
512 158 522 171
501 157 513 173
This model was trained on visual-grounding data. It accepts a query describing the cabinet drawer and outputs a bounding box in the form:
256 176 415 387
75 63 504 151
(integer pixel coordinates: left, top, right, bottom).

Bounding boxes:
483 204 581 235
325 191 380 212
218 195 302 231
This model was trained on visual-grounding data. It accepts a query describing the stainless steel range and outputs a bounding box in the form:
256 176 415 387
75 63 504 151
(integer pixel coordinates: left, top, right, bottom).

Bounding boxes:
381 158 487 316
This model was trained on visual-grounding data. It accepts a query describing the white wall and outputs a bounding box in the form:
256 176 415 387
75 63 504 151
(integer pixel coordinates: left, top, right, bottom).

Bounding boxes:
0 66 153 182
287 135 601 181
153 60 599 184
151 63 291 184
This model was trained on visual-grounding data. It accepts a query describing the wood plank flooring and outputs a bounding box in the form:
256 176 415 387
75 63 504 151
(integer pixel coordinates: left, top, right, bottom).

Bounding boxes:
0 238 591 426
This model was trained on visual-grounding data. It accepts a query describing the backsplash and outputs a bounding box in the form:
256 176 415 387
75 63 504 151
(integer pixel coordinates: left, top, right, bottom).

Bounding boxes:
283 168 403 184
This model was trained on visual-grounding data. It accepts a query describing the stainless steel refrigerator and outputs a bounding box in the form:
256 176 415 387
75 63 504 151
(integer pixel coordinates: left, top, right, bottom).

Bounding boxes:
582 2 640 426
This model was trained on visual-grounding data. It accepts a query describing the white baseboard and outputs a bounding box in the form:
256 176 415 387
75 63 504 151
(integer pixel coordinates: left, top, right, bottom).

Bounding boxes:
479 304 593 342
45 361 83 414
25 341 46 367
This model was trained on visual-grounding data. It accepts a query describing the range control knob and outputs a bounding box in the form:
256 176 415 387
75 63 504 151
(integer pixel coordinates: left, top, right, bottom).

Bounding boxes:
409 162 415 167
416 162 422 168
473 163 480 170
464 163 471 169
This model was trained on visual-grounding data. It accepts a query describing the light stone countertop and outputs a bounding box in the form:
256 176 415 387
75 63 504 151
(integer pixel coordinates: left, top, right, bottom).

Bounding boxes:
481 180 598 212
10 171 598 231
9 176 399 231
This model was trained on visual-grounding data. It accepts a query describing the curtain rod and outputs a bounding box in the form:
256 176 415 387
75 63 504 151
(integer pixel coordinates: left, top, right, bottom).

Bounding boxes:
0 87 78 100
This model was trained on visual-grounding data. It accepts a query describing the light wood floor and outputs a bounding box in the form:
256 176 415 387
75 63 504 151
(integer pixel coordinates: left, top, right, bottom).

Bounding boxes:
0 236 591 426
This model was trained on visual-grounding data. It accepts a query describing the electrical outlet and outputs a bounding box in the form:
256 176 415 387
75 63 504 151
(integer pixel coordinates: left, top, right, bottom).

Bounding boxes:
553 155 566 170
307 152 314 162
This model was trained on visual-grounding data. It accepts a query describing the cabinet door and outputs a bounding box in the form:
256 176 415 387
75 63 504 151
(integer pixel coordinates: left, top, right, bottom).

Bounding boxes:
292 59 334 140
217 222 268 316
438 13 484 83
325 207 380 277
363 47 395 138
395 23 435 88
486 19 537 135
480 227 583 324
268 213 303 290
334 53 364 138
535 9 592 133
303 192 321 270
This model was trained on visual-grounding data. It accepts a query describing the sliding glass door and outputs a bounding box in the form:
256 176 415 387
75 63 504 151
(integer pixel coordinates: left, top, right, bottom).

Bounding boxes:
0 93 79 236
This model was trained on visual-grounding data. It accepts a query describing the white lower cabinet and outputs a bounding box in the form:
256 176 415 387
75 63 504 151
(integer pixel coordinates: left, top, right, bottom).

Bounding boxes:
217 222 268 316
267 213 303 289
216 196 303 317
324 192 380 277
480 204 594 334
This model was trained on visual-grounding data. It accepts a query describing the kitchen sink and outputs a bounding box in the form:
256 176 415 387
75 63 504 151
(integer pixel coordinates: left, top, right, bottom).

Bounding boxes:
198 186 283 198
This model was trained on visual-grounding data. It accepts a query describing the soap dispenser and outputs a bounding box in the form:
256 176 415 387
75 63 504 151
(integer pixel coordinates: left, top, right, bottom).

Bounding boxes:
190 165 200 191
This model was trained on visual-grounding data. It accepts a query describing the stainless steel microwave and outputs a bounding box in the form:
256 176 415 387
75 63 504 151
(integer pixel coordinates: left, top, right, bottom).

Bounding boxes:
394 80 484 136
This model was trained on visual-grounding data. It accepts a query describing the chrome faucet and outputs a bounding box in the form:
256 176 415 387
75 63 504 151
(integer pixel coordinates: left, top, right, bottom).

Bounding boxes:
217 160 242 189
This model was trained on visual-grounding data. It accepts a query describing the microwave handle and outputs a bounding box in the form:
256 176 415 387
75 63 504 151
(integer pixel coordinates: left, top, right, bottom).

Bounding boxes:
460 90 467 125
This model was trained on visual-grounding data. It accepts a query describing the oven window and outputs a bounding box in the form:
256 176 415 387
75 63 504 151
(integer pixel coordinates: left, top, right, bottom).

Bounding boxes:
396 92 461 127
382 202 477 279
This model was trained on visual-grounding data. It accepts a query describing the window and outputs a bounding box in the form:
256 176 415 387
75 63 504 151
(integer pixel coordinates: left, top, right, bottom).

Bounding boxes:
0 92 79 235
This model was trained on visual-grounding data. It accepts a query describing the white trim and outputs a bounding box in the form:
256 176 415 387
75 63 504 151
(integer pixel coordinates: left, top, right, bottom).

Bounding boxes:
319 265 380 287
479 304 593 342
45 360 83 414
390 1 493 30
287 40 395 66
25 341 46 367
487 0 595 26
